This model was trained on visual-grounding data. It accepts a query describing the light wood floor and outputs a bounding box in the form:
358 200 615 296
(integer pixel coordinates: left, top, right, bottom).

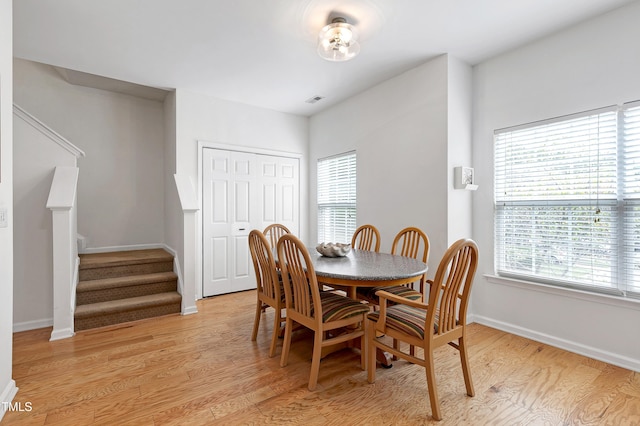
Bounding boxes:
5 290 640 425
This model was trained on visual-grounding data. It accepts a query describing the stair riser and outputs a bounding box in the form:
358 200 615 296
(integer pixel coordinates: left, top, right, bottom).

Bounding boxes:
79 261 173 281
74 303 181 331
77 280 178 305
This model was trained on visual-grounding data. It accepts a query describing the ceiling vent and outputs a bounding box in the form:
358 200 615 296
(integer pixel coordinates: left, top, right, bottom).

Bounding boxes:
305 95 325 104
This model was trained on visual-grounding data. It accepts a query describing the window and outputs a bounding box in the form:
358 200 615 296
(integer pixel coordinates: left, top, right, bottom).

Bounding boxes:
494 102 640 298
317 151 356 244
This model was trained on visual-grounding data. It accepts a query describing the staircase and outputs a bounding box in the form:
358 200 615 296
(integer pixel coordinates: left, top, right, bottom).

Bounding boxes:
75 248 182 331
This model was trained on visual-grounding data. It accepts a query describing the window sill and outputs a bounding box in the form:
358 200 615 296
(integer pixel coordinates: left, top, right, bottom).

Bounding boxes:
483 274 640 311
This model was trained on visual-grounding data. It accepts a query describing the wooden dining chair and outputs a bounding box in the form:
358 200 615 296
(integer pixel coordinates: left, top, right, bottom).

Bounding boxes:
277 233 370 391
351 224 381 252
263 223 291 249
249 229 286 357
358 227 428 303
366 239 479 421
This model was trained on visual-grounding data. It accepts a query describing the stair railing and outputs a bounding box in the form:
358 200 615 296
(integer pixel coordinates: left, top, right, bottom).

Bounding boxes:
15 104 85 340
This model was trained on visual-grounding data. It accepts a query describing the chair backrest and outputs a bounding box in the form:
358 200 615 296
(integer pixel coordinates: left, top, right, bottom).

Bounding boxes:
426 239 478 337
391 227 429 291
264 223 291 248
277 233 322 326
351 224 381 252
248 229 281 302
391 227 429 262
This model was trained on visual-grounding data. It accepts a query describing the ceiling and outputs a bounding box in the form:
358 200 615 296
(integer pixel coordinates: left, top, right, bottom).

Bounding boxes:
13 0 638 116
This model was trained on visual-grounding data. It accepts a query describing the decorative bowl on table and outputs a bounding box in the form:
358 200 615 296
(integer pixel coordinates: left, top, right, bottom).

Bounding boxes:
316 242 352 258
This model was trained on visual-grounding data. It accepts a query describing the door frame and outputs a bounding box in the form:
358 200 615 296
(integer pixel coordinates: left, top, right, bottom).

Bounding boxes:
197 140 302 300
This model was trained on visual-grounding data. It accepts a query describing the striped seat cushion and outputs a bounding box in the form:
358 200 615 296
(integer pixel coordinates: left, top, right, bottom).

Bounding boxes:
319 292 370 322
278 279 287 303
357 285 422 304
264 276 286 303
272 271 287 303
367 304 439 339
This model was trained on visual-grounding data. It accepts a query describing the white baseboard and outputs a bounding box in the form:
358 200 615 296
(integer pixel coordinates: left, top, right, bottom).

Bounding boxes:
79 243 166 254
77 233 87 252
13 318 52 333
182 306 198 315
163 246 198 315
471 314 640 373
0 379 18 421
50 328 75 341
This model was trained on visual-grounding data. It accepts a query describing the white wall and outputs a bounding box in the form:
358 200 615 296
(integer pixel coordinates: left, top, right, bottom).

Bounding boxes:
13 115 77 330
447 56 474 244
310 54 471 272
163 91 182 269
174 89 309 298
0 0 17 417
472 1 640 371
13 59 166 249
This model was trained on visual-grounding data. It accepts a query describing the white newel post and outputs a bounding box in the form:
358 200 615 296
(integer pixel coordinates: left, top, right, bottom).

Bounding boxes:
174 174 199 315
47 167 80 341
181 209 199 315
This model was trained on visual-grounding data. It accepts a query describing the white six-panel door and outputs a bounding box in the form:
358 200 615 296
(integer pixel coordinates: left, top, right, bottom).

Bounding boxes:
202 148 299 297
255 154 299 234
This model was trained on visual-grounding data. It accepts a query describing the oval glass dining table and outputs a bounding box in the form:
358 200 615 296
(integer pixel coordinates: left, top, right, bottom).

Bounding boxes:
309 248 428 367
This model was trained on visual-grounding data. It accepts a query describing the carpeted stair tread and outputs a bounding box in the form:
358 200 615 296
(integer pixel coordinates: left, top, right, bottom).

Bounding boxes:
78 249 174 281
77 271 178 293
75 292 182 319
79 248 173 269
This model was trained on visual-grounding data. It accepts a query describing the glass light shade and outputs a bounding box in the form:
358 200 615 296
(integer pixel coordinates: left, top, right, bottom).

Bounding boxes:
317 21 360 61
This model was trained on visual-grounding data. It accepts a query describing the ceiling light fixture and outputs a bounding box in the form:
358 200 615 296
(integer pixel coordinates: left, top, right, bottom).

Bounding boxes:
317 17 360 62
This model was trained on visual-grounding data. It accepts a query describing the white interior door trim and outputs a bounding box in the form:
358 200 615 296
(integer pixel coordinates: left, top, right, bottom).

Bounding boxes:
196 140 302 300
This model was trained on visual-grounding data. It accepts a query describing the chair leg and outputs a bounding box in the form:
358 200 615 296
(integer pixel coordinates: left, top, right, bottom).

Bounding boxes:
279 318 293 367
251 299 262 341
366 319 376 384
308 331 323 391
268 309 281 358
392 338 399 360
425 351 442 421
357 335 365 371
459 336 475 397
278 309 286 337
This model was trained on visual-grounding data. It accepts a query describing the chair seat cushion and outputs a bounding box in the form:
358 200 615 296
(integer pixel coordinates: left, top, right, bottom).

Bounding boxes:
367 304 438 339
319 292 370 322
356 285 422 304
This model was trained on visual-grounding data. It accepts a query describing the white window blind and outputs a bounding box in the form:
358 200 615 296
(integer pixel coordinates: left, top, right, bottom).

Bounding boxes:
622 101 640 295
317 152 356 244
494 104 640 298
